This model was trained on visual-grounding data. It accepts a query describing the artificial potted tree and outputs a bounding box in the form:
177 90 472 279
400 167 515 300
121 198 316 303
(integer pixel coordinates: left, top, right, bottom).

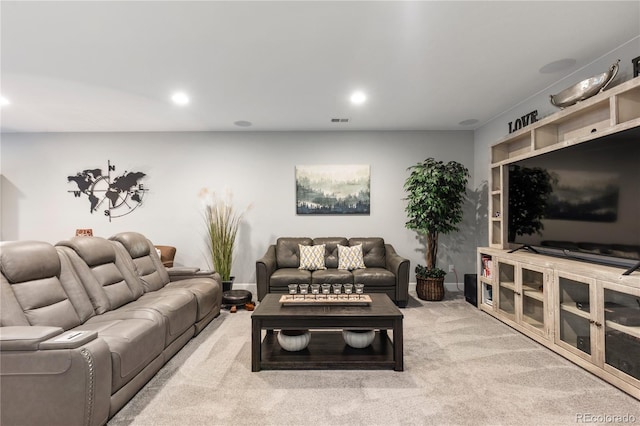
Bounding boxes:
201 189 246 292
404 158 469 301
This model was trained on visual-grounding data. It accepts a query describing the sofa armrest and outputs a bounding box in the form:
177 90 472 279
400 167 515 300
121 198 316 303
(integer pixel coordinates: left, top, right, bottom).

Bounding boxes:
168 266 201 275
0 326 99 351
0 326 64 351
1 327 112 426
168 267 219 282
256 245 277 301
385 244 410 307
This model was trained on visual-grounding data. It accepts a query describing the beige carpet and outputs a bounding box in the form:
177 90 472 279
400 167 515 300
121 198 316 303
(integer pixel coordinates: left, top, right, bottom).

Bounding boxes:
109 292 639 426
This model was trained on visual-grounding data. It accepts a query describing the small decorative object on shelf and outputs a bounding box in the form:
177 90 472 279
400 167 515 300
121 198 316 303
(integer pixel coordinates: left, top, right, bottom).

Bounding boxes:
277 330 311 352
550 60 619 108
343 329 375 349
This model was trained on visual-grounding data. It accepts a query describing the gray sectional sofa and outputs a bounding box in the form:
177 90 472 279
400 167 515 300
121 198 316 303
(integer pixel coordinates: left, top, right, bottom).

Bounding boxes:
0 232 222 426
256 237 410 307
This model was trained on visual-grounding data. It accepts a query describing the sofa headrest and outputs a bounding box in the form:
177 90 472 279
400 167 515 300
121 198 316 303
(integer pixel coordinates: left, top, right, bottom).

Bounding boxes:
56 237 116 266
109 232 151 259
313 237 348 269
0 241 60 283
349 237 386 268
276 237 312 268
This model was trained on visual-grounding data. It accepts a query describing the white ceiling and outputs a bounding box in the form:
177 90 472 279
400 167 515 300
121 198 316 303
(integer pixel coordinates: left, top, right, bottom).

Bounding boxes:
1 1 639 133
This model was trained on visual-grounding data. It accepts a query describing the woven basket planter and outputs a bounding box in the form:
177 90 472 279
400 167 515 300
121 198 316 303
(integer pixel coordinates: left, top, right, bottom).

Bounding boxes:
416 277 445 301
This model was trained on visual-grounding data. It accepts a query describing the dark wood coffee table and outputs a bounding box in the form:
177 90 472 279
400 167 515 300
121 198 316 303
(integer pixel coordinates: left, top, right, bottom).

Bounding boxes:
251 293 403 372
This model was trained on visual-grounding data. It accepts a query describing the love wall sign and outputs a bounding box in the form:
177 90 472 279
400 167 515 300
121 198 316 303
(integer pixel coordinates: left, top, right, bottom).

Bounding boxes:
508 110 538 134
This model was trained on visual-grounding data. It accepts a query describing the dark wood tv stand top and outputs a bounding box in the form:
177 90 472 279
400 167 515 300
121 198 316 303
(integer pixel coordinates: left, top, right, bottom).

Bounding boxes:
251 293 403 372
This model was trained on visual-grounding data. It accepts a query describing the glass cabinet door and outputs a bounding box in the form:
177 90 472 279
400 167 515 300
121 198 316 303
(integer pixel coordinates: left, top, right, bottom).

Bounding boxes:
603 288 640 381
557 275 593 356
521 266 545 333
497 261 516 321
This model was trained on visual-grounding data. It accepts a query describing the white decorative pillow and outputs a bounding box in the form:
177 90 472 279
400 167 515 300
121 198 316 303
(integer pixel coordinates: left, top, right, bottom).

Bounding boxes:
298 244 327 270
337 244 366 270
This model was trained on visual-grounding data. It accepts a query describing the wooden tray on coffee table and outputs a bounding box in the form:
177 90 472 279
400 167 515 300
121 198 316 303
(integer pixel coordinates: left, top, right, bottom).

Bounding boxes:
279 294 372 306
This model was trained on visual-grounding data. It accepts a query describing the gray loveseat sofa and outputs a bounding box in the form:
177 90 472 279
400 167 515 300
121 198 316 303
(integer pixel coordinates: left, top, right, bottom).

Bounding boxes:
0 232 222 426
256 237 409 307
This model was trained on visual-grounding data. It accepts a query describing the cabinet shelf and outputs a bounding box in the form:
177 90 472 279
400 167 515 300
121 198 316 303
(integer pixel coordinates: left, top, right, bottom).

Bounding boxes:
523 316 544 329
523 288 544 302
490 77 640 167
499 281 516 291
560 303 590 320
606 320 640 339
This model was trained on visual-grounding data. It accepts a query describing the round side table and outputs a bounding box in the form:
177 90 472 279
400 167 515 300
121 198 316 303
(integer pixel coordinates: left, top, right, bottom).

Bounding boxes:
222 289 253 312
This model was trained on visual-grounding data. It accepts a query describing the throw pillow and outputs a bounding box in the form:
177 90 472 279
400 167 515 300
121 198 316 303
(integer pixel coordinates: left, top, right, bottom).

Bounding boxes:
337 244 366 270
298 244 327 270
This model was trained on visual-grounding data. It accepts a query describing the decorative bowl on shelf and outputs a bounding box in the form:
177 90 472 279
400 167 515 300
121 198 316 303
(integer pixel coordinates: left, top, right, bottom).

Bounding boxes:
549 60 619 108
342 329 375 349
277 329 311 351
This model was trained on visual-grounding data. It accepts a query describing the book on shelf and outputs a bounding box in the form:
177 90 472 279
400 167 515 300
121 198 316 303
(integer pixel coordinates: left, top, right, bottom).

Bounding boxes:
481 255 493 278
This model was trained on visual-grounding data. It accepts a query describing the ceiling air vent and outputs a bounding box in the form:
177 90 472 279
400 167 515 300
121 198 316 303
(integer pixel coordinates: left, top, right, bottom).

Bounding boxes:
330 118 349 123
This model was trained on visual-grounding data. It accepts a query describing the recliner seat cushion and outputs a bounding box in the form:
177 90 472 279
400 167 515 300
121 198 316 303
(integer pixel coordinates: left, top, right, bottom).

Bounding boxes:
80 316 164 393
136 290 196 338
165 278 218 322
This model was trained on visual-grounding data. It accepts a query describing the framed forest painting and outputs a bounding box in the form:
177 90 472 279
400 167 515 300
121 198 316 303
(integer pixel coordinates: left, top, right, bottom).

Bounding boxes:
295 165 370 215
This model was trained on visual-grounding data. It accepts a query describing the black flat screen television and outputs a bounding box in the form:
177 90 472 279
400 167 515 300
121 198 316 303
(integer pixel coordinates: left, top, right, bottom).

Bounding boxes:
507 126 640 272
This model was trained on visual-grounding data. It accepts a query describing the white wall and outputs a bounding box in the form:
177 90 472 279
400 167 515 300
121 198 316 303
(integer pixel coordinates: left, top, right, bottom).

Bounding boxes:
472 36 640 247
0 130 476 289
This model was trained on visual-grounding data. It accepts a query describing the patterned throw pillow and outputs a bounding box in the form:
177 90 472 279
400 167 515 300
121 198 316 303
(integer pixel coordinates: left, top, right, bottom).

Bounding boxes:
337 244 366 270
298 244 327 270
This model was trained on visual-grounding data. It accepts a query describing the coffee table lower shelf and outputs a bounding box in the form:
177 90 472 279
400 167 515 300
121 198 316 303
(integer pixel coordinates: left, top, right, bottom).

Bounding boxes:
259 330 396 370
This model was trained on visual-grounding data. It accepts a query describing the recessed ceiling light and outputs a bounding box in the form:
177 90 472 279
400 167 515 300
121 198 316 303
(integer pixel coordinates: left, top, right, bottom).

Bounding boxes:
539 58 577 74
234 120 252 127
459 118 479 126
350 91 367 105
171 92 190 106
0 96 10 107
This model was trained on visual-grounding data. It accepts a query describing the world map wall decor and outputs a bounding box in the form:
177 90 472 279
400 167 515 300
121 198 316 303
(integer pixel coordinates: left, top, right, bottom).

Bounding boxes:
67 160 148 221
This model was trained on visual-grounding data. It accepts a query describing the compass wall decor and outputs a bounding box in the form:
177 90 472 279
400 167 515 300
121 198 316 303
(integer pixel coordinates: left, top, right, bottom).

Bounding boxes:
67 160 148 221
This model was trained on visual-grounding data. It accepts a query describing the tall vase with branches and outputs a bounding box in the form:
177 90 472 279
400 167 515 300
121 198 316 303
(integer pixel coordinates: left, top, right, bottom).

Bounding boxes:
201 189 246 286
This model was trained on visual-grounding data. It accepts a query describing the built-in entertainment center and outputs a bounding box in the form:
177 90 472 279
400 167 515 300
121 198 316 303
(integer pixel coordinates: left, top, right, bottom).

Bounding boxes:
478 76 640 399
